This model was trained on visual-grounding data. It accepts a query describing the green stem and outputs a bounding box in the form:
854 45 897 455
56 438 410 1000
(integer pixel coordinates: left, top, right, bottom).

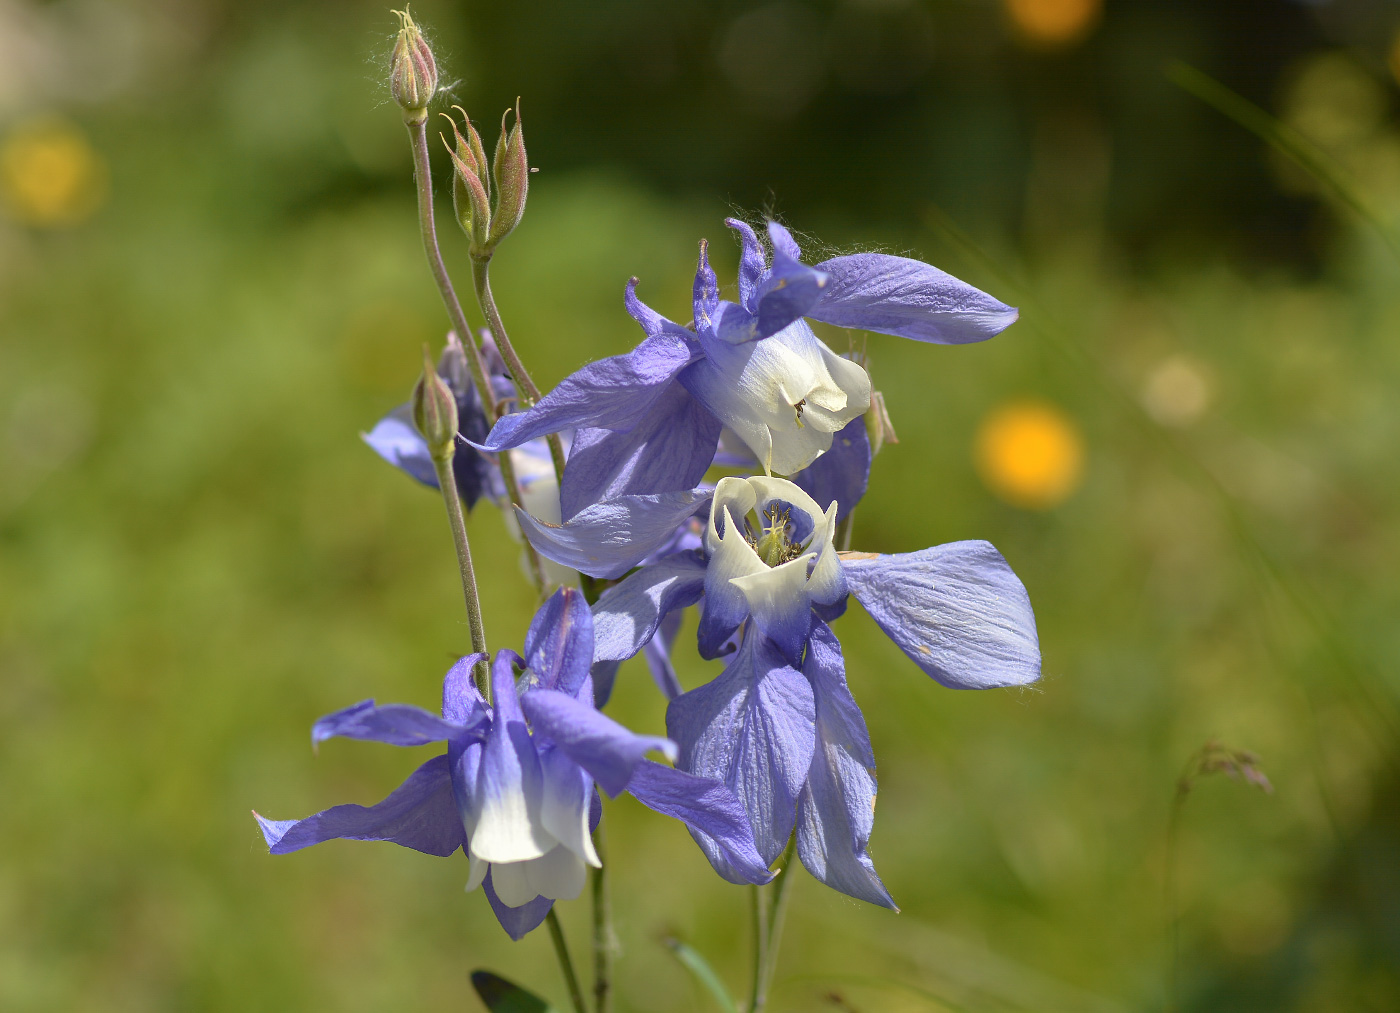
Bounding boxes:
429 455 490 698
546 909 589 1013
591 825 613 1013
470 255 569 485
757 835 798 1010
748 880 770 1013
405 117 548 596
407 119 494 420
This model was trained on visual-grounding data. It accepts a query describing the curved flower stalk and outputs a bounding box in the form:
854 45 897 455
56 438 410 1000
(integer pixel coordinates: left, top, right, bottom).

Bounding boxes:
516 477 1040 906
476 219 1018 519
254 589 773 940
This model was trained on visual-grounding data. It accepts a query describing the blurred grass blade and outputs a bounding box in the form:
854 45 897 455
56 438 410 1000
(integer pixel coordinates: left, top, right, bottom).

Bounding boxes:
663 937 738 1013
1167 61 1400 263
471 970 560 1013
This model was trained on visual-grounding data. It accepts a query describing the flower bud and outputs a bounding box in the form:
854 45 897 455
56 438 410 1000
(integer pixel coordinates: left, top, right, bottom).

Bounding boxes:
443 110 492 248
413 345 459 459
389 8 437 122
864 389 898 456
487 100 528 248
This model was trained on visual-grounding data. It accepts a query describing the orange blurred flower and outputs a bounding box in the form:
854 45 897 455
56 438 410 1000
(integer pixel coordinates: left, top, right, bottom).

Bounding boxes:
975 400 1085 509
0 117 108 227
1390 28 1400 87
1004 0 1101 48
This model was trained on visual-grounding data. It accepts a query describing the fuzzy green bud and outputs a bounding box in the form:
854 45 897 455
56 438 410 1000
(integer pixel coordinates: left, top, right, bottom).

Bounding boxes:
443 109 492 249
413 345 458 459
390 8 437 122
487 100 529 249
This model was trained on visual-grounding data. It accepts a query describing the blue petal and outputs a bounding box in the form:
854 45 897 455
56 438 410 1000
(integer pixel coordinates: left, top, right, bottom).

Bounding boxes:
693 239 720 329
790 417 871 524
362 334 503 511
469 652 551 863
624 276 687 338
725 218 767 310
483 870 554 940
666 632 817 863
311 699 484 749
626 759 774 885
480 333 697 451
514 490 712 580
441 653 488 724
525 588 594 697
589 659 623 710
591 553 707 664
766 221 802 261
752 253 828 341
519 688 676 797
254 755 465 857
842 541 1041 689
362 406 438 488
795 622 896 909
808 254 1019 345
558 380 721 519
641 608 685 700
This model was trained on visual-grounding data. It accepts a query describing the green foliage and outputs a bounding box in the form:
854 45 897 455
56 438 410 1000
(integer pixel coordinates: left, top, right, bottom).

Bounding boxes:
662 937 738 1013
471 970 559 1013
2 2 1399 1011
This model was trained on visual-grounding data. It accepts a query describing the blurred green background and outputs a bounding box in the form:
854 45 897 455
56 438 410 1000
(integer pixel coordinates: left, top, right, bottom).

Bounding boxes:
3 0 1400 1010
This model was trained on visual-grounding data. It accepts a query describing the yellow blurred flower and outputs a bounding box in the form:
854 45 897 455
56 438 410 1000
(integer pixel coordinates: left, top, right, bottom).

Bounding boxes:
1004 0 1101 48
0 117 108 227
975 400 1084 509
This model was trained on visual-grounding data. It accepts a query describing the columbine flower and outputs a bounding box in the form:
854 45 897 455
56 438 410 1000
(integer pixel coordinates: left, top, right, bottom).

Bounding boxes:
254 589 772 939
475 219 1017 519
363 332 511 511
512 477 1040 906
363 332 575 587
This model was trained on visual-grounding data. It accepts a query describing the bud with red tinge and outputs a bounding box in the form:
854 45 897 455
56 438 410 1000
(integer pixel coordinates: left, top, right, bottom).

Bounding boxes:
487 100 529 248
390 8 437 122
413 345 458 459
444 110 492 249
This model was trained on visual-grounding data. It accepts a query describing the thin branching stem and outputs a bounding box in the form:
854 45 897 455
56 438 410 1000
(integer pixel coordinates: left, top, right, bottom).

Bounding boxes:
429 455 490 697
546 909 589 1013
748 880 770 1013
757 835 798 1010
407 119 495 417
591 824 613 1013
470 255 569 484
405 117 549 596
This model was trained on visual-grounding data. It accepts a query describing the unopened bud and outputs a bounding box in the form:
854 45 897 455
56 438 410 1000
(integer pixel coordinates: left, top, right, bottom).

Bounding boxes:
390 8 437 122
413 345 458 458
442 109 492 248
487 100 529 248
864 389 898 456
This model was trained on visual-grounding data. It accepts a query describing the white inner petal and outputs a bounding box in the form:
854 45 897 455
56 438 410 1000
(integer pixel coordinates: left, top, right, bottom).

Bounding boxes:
464 853 488 894
490 846 589 908
469 745 557 865
539 748 601 868
805 501 844 605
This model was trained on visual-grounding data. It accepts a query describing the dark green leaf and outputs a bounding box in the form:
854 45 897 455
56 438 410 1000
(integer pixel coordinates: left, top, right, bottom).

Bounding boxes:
470 970 560 1013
